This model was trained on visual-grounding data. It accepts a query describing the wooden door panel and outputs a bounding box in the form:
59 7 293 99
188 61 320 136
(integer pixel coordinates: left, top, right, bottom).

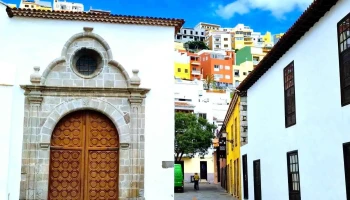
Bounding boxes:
49 111 119 200
87 111 119 148
51 112 84 148
87 151 119 200
49 150 83 200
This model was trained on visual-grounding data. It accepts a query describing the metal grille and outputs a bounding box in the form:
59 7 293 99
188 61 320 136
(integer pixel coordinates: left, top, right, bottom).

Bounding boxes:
339 14 350 53
284 61 296 127
287 151 301 200
76 55 97 76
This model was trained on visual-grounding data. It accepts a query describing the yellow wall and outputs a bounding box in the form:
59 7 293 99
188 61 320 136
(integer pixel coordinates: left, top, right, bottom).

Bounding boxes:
174 42 185 51
263 31 272 45
233 35 244 50
7 4 17 8
226 95 241 199
182 157 214 174
22 2 52 11
233 61 254 85
174 62 190 80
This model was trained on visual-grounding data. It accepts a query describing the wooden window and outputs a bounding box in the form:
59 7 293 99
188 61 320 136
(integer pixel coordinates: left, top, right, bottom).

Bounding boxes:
338 13 350 106
242 155 249 199
284 61 296 128
253 159 261 200
233 159 237 196
343 142 350 199
235 159 239 198
234 117 238 147
287 151 301 200
231 124 234 151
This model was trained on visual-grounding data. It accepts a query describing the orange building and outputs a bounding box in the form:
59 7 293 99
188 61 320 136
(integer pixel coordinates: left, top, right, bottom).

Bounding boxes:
176 50 203 81
188 52 202 80
199 50 235 88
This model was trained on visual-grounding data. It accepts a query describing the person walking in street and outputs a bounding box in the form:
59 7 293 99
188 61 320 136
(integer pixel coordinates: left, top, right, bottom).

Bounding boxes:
194 172 200 190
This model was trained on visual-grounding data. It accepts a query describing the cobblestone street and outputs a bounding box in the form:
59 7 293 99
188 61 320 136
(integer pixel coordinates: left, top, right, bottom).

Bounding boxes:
175 183 238 200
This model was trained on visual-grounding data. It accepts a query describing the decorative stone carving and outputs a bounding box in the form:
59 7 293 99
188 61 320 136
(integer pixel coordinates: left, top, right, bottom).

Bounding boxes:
130 69 141 87
20 30 150 200
30 66 41 85
83 27 94 32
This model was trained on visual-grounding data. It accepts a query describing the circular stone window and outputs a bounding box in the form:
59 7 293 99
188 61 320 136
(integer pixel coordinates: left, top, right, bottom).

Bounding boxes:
72 48 103 78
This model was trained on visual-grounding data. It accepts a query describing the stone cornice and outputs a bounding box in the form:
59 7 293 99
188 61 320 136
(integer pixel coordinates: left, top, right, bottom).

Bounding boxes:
20 85 150 98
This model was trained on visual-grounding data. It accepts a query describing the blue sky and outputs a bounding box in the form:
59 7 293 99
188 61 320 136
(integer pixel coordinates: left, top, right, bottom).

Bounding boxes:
9 0 313 34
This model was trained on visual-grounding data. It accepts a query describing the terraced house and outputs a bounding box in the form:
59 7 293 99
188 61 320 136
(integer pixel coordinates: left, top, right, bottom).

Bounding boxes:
0 3 184 200
219 92 247 200
235 0 350 199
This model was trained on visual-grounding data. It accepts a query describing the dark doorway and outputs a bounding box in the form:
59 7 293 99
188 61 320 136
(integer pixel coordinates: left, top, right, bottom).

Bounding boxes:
175 160 184 178
253 159 261 200
200 161 208 180
343 142 350 200
287 151 301 200
242 154 249 199
216 150 221 182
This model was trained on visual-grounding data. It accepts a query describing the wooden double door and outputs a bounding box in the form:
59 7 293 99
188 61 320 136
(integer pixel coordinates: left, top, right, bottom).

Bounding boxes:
48 110 119 200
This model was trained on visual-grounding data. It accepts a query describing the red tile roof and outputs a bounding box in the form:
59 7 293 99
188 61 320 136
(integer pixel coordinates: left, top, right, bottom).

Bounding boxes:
236 0 339 95
5 7 185 34
175 102 195 108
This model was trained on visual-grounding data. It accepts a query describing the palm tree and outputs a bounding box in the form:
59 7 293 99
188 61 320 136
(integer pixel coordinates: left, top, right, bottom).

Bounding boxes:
204 74 215 90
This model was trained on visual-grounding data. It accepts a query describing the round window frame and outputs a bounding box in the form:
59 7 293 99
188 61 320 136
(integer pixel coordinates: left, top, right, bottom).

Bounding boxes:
70 47 104 79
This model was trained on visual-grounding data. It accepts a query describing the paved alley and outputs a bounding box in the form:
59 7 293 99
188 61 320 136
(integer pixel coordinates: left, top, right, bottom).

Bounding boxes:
175 183 237 200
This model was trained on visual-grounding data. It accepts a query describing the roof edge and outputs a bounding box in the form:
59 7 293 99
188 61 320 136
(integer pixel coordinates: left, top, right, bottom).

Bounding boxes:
220 92 239 133
5 7 185 34
237 0 339 92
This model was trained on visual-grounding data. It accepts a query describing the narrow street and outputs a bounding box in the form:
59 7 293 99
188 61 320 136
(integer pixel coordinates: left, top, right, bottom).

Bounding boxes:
175 182 238 200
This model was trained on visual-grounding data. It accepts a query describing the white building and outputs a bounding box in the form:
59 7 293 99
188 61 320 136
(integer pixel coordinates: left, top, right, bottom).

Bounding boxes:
207 31 233 51
174 79 230 182
53 0 84 12
195 22 220 31
175 27 206 43
0 4 184 200
237 0 350 199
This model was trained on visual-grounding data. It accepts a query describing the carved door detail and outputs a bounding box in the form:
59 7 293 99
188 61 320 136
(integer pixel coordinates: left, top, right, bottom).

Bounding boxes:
48 110 119 200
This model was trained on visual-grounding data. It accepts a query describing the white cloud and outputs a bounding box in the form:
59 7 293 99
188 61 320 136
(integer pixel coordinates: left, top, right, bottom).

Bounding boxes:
215 0 313 19
215 0 249 19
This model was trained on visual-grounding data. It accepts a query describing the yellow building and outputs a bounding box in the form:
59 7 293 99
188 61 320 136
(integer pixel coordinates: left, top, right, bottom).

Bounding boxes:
174 62 190 80
20 0 52 11
222 92 247 199
174 50 190 80
174 42 185 51
232 32 245 50
233 61 254 87
7 4 17 8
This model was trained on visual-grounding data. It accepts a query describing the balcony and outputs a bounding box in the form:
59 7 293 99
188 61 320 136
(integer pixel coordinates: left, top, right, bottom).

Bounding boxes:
192 70 201 75
214 40 221 43
191 62 200 66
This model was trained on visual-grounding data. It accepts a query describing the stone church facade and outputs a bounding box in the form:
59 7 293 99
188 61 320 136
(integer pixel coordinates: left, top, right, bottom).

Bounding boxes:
0 4 184 200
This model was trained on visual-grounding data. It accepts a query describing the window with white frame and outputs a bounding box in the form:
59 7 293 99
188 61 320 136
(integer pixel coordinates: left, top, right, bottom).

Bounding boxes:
225 75 231 79
225 66 230 70
214 65 220 71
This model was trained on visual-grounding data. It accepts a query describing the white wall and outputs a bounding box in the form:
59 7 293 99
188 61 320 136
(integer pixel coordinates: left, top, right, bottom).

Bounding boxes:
0 7 175 199
174 50 190 64
241 1 350 199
